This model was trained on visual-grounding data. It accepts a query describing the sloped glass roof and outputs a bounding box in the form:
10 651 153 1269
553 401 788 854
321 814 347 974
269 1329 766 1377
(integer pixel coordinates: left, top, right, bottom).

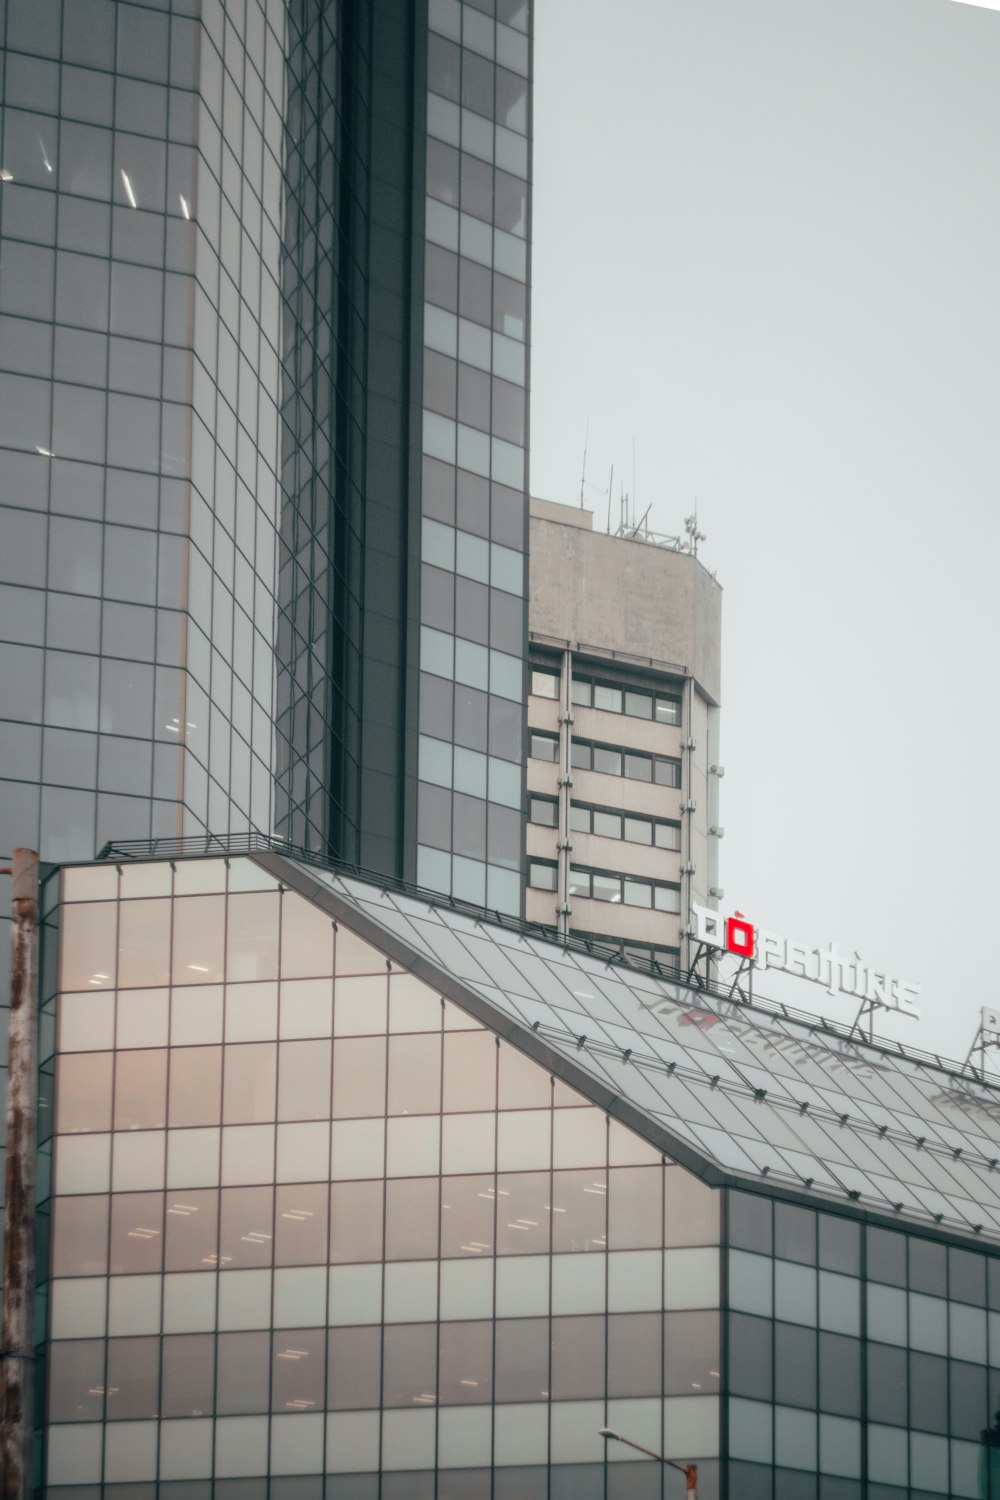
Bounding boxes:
275 854 1000 1246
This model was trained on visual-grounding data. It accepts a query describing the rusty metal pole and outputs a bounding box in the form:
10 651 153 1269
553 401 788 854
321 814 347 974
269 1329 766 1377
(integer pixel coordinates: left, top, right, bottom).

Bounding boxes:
0 849 39 1500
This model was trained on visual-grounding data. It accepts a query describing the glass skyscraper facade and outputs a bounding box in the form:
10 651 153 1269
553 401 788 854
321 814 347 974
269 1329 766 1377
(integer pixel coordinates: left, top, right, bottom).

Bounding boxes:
0 0 532 947
34 844 1000 1497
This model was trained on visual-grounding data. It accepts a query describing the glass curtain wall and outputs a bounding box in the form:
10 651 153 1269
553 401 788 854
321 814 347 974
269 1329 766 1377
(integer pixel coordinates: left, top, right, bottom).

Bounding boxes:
416 0 532 916
726 1187 1000 1499
41 855 721 1497
272 0 370 859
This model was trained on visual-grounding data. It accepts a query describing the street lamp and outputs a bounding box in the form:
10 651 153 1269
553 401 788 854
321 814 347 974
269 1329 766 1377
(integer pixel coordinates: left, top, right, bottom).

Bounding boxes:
598 1428 698 1496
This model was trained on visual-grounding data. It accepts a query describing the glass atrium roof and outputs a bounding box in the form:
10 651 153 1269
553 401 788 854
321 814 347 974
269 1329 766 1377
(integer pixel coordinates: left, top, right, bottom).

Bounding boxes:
265 854 1000 1247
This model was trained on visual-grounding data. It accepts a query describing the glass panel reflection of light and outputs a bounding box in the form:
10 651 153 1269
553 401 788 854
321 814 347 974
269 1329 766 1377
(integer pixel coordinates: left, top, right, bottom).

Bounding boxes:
163 1187 219 1272
60 900 117 991
172 894 225 984
440 1173 495 1258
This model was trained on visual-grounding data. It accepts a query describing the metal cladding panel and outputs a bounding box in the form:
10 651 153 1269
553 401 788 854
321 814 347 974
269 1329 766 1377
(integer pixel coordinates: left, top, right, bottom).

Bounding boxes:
260 852 1000 1248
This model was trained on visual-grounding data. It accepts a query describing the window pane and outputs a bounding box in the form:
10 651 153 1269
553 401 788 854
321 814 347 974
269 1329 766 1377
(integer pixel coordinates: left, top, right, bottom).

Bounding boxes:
529 733 558 762
655 696 681 725
567 868 590 898
654 757 681 788
592 746 620 776
529 797 557 827
332 1036 386 1118
218 1186 273 1270
570 681 591 707
569 806 590 833
383 1324 437 1407
278 1039 332 1121
654 823 681 851
551 1316 604 1398
570 742 591 770
388 1033 442 1115
328 1325 381 1410
494 1318 548 1402
624 690 653 719
593 811 620 839
623 816 652 845
106 1335 160 1420
608 1312 661 1397
109 1191 164 1274
331 1181 384 1263
162 1333 215 1417
444 1031 497 1112
223 1042 277 1124
593 684 621 713
624 879 652 908
114 1049 167 1129
528 862 556 892
439 1320 493 1403
623 752 652 782
217 1331 270 1414
164 1188 218 1271
654 887 681 914
592 873 620 903
272 1326 325 1413
56 1052 113 1133
275 1183 329 1267
169 1046 222 1126
530 669 558 698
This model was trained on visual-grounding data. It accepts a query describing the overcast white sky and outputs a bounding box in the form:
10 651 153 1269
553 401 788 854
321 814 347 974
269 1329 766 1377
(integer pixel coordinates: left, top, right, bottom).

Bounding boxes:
529 0 1000 1062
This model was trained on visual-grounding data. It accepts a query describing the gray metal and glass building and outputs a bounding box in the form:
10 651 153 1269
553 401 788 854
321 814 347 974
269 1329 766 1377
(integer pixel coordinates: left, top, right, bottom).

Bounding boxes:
0 0 532 919
36 843 1000 1498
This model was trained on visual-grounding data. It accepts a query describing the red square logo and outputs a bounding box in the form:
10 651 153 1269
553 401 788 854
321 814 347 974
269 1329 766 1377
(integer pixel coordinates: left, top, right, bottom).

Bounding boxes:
726 914 755 959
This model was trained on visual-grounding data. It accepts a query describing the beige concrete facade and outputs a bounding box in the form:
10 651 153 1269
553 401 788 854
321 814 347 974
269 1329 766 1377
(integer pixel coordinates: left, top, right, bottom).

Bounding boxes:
526 498 723 968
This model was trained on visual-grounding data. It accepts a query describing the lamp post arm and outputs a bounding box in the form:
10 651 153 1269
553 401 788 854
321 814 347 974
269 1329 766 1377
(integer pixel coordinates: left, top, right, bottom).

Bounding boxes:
599 1431 698 1494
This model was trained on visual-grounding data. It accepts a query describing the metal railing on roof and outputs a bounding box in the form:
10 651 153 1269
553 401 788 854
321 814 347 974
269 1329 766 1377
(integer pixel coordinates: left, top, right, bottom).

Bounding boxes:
94 832 999 1090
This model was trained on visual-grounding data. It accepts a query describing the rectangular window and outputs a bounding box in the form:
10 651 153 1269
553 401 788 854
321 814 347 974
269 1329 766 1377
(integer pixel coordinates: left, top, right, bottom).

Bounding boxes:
592 745 621 776
655 695 681 725
623 816 652 846
592 872 620 903
529 732 558 763
654 822 681 850
654 886 681 913
568 868 591 897
528 796 557 826
624 689 653 720
570 679 591 707
623 751 652 782
570 741 591 770
654 757 681 788
530 668 558 699
569 805 590 833
623 879 652 908
593 810 620 839
528 861 556 891
593 683 622 713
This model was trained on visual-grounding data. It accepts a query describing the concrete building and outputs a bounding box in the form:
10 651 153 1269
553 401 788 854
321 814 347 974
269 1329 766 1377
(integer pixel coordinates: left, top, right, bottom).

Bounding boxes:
37 841 1000 1499
525 498 723 969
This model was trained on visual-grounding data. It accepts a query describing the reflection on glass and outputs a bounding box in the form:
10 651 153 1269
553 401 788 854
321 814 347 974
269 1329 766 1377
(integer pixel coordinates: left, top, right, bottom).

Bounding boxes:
218 1185 273 1270
272 1326 325 1411
550 1169 607 1254
440 1174 496 1259
172 895 225 984
382 1323 437 1407
109 1190 163 1274
47 1339 106 1423
275 1182 328 1266
439 1320 493 1404
164 1188 219 1272
60 901 117 991
106 1335 159 1419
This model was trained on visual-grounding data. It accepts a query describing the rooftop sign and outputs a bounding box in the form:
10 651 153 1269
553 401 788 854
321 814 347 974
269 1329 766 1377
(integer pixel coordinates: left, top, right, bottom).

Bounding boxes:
689 902 921 1021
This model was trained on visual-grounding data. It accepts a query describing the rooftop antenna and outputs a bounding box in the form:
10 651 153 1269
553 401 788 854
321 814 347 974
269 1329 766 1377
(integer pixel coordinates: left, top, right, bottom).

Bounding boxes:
684 502 706 559
579 416 589 509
